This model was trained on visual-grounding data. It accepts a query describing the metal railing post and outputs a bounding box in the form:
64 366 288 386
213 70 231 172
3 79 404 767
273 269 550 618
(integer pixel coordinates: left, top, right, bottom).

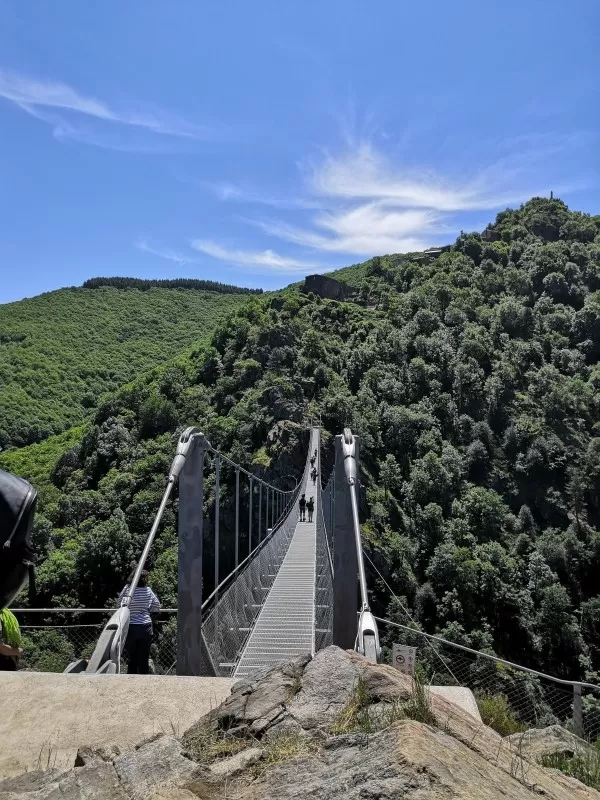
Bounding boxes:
258 482 263 542
266 488 270 538
248 476 253 556
234 468 240 572
574 683 583 737
214 454 220 609
332 433 359 650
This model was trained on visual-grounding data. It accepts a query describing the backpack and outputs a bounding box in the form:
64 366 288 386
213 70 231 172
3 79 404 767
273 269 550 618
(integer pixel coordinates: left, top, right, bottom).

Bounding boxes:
299 497 306 509
0 469 37 608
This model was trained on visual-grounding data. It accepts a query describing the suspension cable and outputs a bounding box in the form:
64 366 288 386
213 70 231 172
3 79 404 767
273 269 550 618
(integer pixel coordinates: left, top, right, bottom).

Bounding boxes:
361 547 459 685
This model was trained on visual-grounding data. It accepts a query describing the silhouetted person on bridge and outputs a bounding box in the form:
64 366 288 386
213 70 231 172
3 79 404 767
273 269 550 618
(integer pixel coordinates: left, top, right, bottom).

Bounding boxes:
310 456 315 468
306 496 314 523
311 467 318 485
120 569 161 674
299 494 306 522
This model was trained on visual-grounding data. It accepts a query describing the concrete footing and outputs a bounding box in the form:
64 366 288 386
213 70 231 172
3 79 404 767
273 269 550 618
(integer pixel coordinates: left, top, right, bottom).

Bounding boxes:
0 672 234 778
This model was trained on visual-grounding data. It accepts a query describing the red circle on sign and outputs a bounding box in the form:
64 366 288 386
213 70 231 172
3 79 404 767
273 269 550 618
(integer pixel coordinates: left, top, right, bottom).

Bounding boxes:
395 654 405 665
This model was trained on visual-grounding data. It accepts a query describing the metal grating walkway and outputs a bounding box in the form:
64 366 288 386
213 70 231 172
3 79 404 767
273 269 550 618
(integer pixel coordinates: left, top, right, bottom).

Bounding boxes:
234 428 319 677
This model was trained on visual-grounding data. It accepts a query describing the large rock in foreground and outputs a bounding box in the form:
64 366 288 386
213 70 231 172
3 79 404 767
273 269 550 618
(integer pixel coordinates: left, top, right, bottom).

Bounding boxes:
1 647 597 800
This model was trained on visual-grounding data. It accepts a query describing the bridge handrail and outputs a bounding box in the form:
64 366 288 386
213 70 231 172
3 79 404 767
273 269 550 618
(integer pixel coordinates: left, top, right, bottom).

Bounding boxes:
200 486 301 613
314 444 334 652
66 425 303 674
199 429 315 674
375 616 600 692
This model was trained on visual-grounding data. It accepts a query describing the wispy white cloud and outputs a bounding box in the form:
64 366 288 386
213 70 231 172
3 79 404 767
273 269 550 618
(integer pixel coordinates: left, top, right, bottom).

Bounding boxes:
190 240 323 272
169 130 590 273
307 141 536 211
208 181 325 210
135 239 198 265
255 204 439 255
236 136 582 257
0 69 212 145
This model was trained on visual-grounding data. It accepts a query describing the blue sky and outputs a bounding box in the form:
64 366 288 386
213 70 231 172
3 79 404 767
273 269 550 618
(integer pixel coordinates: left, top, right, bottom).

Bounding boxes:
0 1 598 303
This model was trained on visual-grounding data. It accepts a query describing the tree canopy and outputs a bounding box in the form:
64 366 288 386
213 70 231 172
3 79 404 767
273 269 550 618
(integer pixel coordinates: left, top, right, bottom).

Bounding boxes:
3 196 600 685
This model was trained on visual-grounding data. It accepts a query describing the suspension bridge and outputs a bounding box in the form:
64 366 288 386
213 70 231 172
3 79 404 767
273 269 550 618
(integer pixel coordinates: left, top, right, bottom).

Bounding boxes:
65 424 380 677
10 422 600 741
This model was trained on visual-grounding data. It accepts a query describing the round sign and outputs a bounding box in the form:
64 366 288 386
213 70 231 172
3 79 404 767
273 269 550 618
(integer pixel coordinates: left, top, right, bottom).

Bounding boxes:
395 653 405 665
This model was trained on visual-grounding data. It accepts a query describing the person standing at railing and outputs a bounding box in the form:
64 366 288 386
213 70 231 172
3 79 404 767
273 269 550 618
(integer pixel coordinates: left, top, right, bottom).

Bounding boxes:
119 569 161 674
0 607 23 670
306 496 314 523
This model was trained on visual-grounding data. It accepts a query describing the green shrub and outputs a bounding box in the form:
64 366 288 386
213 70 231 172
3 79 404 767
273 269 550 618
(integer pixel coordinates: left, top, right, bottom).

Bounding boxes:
20 630 76 673
541 746 600 791
476 693 526 736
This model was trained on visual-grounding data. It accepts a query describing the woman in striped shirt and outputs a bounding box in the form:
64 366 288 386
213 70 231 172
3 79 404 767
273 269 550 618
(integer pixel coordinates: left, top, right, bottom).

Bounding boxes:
119 569 161 674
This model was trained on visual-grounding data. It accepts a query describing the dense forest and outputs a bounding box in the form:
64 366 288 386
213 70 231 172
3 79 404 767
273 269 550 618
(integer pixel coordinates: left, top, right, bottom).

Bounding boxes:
3 197 600 689
82 277 262 294
0 285 253 448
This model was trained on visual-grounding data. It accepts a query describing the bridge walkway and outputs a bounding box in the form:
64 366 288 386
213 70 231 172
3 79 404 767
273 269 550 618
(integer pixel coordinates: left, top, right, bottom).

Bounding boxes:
234 428 320 677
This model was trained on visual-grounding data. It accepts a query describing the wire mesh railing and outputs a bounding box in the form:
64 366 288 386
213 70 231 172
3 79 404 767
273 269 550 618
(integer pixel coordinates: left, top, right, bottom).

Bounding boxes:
200 502 301 676
377 616 600 741
199 432 314 676
13 609 178 674
314 468 333 652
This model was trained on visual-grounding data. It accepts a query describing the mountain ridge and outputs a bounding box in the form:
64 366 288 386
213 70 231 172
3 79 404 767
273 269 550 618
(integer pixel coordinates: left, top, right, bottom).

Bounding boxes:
3 197 600 709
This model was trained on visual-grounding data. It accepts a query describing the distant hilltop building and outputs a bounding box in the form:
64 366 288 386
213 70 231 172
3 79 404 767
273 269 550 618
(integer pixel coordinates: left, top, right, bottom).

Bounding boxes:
481 227 501 242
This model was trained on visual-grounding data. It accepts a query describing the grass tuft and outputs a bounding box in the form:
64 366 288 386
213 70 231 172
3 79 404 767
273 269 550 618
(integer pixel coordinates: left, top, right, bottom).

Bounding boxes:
541 747 600 791
403 675 436 726
250 732 319 779
182 719 253 764
329 674 436 735
329 679 373 735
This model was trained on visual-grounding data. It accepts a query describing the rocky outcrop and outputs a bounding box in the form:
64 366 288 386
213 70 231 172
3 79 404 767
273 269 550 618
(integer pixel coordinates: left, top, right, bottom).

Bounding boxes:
1 647 597 800
506 724 592 762
301 274 348 301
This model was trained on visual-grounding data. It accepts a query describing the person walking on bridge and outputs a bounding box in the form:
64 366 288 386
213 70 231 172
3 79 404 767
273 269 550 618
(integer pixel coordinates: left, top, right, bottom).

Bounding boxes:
311 467 318 485
298 493 306 522
306 496 314 523
119 569 160 674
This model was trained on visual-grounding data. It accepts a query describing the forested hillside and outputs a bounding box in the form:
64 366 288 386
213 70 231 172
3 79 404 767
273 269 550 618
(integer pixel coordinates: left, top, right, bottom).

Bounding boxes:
3 196 600 685
0 284 253 448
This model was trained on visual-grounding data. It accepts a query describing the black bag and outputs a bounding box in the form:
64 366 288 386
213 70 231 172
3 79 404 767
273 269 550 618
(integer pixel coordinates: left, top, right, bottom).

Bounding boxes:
0 469 37 608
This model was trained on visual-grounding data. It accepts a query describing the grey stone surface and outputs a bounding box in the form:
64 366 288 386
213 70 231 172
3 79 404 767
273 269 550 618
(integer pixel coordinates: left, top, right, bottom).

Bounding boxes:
209 747 263 777
287 647 361 729
114 735 200 796
192 653 310 741
0 761 127 800
430 685 482 721
506 724 589 761
75 745 121 767
301 274 347 301
0 771 64 794
3 648 598 800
